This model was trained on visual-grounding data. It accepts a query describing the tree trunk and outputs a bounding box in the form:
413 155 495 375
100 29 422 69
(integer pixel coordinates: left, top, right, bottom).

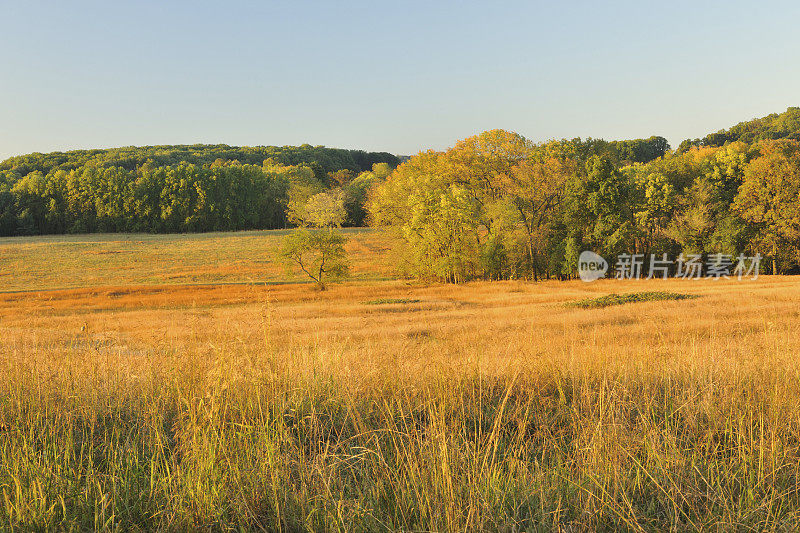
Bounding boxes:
526 236 537 281
773 243 778 275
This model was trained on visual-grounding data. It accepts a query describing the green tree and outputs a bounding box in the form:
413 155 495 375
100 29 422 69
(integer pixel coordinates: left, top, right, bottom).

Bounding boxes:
564 156 634 258
629 170 676 257
732 140 800 274
343 163 393 226
280 228 349 289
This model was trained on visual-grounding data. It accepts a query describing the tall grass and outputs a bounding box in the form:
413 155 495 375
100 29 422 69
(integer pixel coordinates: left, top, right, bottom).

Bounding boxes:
2 260 800 530
2 327 800 531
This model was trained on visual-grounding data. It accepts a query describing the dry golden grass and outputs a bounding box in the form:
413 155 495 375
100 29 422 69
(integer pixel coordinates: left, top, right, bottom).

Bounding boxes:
1 230 800 530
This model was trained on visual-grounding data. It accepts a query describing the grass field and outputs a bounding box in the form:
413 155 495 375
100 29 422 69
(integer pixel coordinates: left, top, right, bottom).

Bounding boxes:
0 228 392 292
2 230 800 531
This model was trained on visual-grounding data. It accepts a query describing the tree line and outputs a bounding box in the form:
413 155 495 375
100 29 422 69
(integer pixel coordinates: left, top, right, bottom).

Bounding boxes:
368 123 800 281
4 106 800 284
0 144 399 177
678 106 800 152
0 145 398 235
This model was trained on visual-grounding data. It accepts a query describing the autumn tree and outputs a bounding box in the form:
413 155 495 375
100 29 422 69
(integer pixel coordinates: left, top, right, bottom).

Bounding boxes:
282 175 350 288
289 188 347 228
369 151 483 282
369 131 578 281
327 169 354 187
660 143 750 256
629 169 677 257
343 163 392 226
732 140 800 274
502 157 573 279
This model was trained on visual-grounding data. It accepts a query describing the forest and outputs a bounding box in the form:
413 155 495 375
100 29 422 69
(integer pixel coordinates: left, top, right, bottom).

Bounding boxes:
369 107 800 280
0 135 670 236
0 144 397 234
2 108 800 279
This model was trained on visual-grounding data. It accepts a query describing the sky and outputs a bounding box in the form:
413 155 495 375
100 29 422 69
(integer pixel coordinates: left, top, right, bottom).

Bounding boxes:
1 0 799 160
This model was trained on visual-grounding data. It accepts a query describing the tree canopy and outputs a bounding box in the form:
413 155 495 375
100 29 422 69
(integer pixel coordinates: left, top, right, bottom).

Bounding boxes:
678 107 800 152
0 145 398 235
4 105 800 281
369 110 800 281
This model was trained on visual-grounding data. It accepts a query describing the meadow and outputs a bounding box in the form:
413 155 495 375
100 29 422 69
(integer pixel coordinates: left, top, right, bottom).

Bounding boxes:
1 230 800 531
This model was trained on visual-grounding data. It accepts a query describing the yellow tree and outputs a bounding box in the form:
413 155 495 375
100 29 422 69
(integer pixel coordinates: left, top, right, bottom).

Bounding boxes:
370 131 580 280
290 189 347 228
503 157 574 279
447 129 533 199
369 151 482 282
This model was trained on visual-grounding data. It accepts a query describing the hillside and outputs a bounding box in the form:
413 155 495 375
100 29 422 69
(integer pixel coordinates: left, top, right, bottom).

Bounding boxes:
679 106 800 151
0 143 399 176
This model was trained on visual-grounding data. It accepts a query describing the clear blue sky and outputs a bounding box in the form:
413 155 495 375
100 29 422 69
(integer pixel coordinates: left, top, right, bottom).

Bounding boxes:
2 0 799 160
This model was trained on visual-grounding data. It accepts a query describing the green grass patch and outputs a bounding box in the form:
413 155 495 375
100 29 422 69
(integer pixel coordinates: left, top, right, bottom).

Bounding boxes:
568 291 700 309
364 298 421 305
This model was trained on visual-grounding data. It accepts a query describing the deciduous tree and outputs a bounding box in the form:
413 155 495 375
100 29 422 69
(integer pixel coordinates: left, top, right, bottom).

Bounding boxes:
280 228 349 289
